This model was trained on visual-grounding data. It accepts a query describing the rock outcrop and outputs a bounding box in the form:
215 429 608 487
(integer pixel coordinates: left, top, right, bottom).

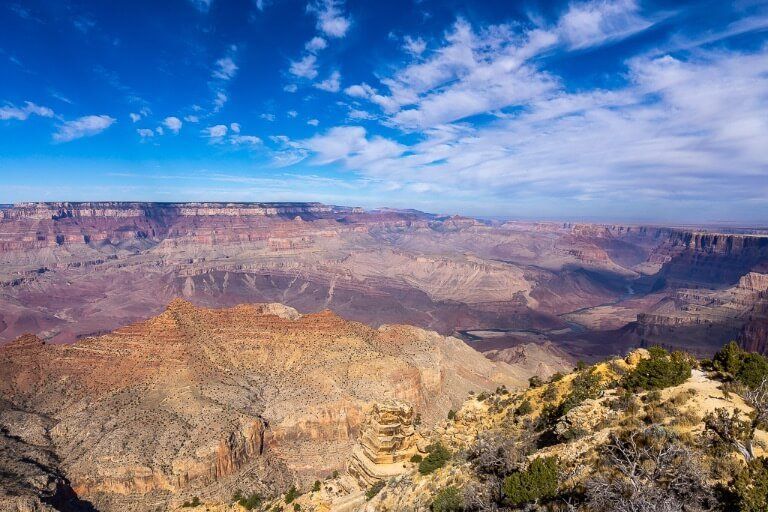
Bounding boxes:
0 300 519 511
347 400 419 486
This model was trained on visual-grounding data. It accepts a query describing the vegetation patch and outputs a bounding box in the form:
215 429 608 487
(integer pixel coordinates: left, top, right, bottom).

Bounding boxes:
622 346 692 391
419 442 451 475
431 486 464 512
502 456 559 506
365 481 385 500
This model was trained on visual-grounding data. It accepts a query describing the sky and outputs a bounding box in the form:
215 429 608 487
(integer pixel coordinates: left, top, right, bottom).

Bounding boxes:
1 0 768 223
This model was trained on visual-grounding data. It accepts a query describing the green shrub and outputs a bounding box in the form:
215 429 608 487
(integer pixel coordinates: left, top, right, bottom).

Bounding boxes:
557 368 602 417
515 399 533 416
622 347 692 391
549 372 564 382
312 480 321 492
181 497 201 508
447 409 456 420
284 485 299 504
737 353 768 389
713 341 744 374
419 443 451 475
410 453 423 463
732 457 768 511
365 481 385 500
293 505 301 512
503 456 559 506
529 376 544 388
431 486 464 512
237 493 263 510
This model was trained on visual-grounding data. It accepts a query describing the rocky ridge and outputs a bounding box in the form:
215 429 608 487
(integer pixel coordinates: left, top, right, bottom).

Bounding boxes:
0 300 560 511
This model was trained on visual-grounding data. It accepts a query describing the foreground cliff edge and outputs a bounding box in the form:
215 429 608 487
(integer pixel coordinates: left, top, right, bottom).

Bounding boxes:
0 299 570 512
168 344 768 512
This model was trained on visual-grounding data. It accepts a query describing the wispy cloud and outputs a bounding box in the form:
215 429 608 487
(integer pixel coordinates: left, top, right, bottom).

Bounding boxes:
0 101 54 121
53 115 115 142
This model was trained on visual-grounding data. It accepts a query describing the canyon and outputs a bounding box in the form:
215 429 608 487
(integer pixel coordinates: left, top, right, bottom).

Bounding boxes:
1 202 768 510
1 202 767 359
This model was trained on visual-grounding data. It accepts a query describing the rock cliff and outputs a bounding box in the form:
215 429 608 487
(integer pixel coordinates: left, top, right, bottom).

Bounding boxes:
0 300 524 511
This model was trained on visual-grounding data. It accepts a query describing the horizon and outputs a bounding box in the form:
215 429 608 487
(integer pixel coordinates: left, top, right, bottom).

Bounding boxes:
2 0 768 222
3 200 768 229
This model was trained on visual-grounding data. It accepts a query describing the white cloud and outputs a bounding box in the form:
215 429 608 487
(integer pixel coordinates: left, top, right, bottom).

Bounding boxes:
230 122 241 133
53 115 115 142
260 113 276 121
287 110 298 118
308 0 351 38
289 54 318 79
344 83 376 99
214 91 228 111
0 101 54 121
184 115 200 123
307 118 320 126
557 0 652 50
155 126 164 135
205 124 228 138
348 108 375 121
305 36 328 53
403 35 427 56
314 70 341 92
213 56 238 80
284 84 299 93
163 116 182 134
302 126 404 166
137 128 154 138
129 112 141 122
298 46 768 215
230 134 262 146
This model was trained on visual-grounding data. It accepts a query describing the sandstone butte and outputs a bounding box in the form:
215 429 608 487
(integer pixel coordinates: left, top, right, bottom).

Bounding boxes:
0 299 571 512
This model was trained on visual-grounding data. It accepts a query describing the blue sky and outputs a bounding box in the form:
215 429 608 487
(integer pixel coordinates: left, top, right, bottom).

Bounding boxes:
1 0 768 223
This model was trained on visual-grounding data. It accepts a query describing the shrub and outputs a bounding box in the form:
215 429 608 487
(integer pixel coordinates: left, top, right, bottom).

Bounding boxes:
622 347 692 391
293 505 300 512
447 409 456 420
431 486 464 512
365 481 385 500
731 457 768 511
529 376 544 388
419 443 451 475
713 341 744 374
737 353 768 389
181 497 201 508
557 367 602 417
410 453 423 463
312 480 321 492
237 493 263 510
515 399 533 416
549 372 564 382
284 485 299 504
503 456 559 506
542 384 559 402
